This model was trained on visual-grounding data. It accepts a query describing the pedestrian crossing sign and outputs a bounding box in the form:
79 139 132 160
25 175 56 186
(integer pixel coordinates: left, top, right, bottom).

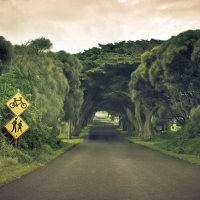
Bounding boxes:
4 116 29 139
6 92 30 116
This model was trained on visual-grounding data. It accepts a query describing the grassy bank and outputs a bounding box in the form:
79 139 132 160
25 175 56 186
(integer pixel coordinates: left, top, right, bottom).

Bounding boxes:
0 124 91 185
119 129 200 166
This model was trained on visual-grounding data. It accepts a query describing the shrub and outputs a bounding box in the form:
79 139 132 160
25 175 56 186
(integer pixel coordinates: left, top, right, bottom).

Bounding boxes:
184 121 200 138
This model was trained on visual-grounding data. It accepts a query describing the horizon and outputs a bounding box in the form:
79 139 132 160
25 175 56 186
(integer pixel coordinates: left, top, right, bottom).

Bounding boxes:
1 29 198 54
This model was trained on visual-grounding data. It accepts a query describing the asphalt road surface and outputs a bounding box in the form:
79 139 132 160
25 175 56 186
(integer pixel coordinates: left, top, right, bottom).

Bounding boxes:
0 117 200 200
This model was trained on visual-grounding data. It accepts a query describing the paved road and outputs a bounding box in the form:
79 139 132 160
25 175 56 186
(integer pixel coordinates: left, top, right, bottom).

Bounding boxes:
0 117 200 200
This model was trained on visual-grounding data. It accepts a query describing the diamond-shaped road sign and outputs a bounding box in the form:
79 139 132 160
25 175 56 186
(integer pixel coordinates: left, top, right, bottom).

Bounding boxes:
4 115 29 139
6 92 30 116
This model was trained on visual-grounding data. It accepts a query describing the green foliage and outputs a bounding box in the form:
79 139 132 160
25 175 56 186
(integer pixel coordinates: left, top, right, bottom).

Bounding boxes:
129 30 200 139
151 130 200 156
0 36 13 74
0 37 84 163
1 30 200 166
184 121 200 139
151 103 200 155
182 106 200 139
0 137 33 163
29 37 52 54
190 106 200 120
78 39 162 60
55 51 84 121
77 39 160 120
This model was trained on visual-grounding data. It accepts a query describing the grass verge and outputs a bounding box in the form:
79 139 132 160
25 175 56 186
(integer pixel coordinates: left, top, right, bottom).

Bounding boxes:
119 129 200 166
0 124 92 186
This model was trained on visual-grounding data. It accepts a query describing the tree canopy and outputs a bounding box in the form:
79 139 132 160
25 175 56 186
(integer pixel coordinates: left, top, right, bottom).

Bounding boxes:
0 30 200 160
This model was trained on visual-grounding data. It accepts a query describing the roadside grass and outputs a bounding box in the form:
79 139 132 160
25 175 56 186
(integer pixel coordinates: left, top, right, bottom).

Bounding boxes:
118 129 200 166
0 124 92 185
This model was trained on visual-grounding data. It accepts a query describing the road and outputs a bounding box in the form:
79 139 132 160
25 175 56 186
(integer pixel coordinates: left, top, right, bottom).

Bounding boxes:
0 117 200 200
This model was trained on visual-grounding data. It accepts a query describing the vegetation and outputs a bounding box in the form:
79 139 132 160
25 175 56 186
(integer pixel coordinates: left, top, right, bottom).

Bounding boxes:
76 39 163 136
0 29 200 182
129 31 200 139
0 131 88 185
0 37 85 183
76 30 200 158
0 36 13 74
127 136 200 165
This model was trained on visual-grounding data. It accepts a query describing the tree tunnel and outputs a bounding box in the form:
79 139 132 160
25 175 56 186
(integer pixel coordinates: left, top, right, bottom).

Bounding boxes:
0 31 200 156
68 31 200 140
66 50 143 139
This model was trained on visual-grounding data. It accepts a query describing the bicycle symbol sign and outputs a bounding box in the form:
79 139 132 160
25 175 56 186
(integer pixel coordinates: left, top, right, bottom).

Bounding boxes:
6 92 30 116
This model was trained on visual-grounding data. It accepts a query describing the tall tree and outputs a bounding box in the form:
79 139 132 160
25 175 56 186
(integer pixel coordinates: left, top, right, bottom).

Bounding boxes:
0 36 13 74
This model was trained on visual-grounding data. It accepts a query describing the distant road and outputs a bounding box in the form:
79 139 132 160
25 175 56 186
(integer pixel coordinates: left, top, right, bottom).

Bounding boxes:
0 117 200 200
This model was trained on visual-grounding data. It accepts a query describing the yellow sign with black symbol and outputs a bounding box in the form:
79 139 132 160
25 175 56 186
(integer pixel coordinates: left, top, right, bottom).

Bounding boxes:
6 92 30 116
4 116 29 139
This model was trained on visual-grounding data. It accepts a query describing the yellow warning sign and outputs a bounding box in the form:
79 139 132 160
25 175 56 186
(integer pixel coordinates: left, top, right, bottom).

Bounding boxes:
6 92 30 116
4 116 29 139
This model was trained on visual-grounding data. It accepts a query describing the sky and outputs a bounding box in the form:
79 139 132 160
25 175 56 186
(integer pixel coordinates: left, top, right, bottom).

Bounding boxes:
0 0 200 53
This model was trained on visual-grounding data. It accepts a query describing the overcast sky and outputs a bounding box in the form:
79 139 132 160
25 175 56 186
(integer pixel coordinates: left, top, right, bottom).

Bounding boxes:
0 0 200 53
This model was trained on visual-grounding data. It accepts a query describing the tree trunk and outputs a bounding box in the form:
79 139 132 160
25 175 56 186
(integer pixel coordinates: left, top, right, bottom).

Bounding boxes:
119 116 123 129
72 95 95 136
122 118 127 131
143 106 159 140
135 101 145 137
127 121 135 136
125 107 139 136
68 120 72 140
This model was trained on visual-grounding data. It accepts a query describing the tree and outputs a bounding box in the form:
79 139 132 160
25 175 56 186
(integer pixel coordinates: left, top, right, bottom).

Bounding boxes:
129 30 200 139
76 39 162 137
0 36 13 74
29 37 52 54
55 51 84 138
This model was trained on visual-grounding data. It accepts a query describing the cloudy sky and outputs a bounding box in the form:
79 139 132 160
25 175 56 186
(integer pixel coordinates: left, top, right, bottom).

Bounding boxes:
0 0 200 53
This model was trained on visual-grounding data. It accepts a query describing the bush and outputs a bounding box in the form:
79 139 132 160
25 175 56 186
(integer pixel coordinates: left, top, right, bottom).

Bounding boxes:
47 136 62 149
21 124 49 150
15 150 33 163
190 106 200 121
184 120 200 138
153 126 200 155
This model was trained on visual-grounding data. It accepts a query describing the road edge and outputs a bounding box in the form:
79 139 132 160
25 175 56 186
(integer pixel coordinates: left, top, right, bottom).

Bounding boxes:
117 128 200 166
0 142 82 187
0 122 93 186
